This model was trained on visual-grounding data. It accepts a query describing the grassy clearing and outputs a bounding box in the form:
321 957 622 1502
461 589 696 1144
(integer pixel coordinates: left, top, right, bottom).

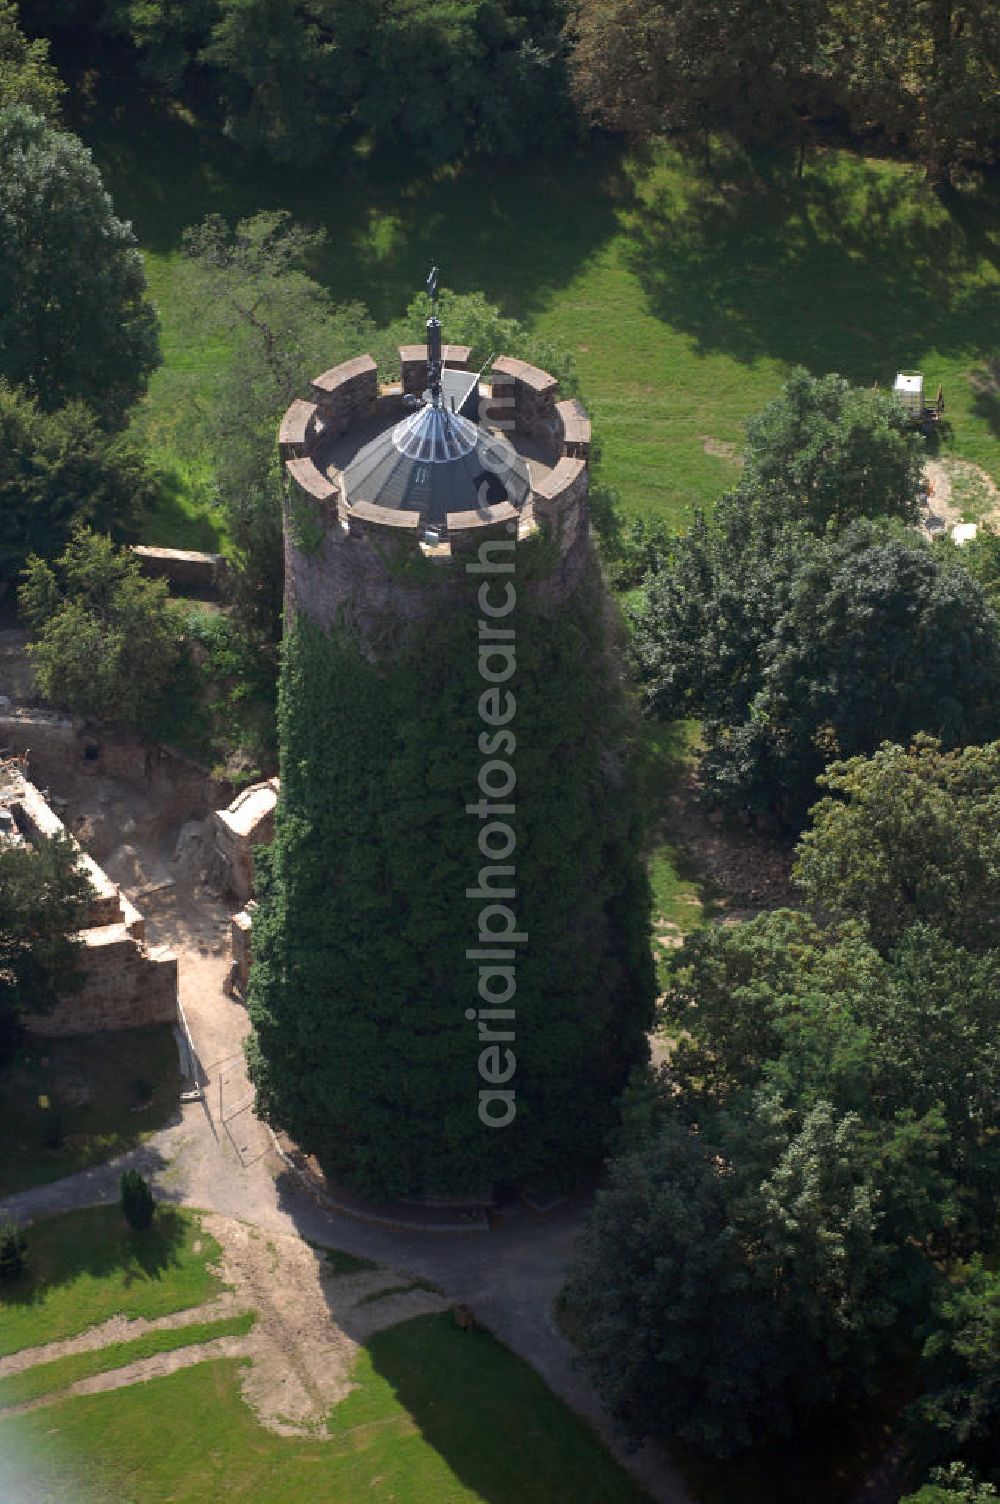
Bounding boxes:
0 1027 180 1199
0 1311 255 1410
639 721 710 951
63 49 1000 542
0 1207 224 1357
944 457 1000 523
0 1314 650 1503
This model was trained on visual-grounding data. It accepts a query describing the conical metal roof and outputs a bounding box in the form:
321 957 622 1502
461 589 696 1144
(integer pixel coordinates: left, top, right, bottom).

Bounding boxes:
342 398 531 526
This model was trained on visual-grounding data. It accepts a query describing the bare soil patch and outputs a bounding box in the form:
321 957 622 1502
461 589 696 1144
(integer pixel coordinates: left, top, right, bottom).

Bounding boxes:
922 457 1000 536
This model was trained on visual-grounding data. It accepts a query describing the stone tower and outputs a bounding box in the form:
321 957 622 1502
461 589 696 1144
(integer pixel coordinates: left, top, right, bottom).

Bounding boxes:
277 332 594 638
249 297 654 1202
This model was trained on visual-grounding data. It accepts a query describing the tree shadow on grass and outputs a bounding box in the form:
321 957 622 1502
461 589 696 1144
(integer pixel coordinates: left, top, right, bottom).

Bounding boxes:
363 1312 647 1504
65 36 632 325
2 1199 188 1311
970 360 1000 438
624 146 1000 380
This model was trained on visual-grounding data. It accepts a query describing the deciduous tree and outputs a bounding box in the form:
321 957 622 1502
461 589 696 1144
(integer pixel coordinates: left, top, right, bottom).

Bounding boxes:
0 107 159 425
0 0 63 117
20 528 181 731
742 368 925 533
795 738 1000 952
0 380 155 581
0 831 92 1062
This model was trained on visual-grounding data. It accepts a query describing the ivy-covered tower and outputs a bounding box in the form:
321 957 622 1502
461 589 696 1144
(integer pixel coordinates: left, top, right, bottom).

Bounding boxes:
247 288 655 1200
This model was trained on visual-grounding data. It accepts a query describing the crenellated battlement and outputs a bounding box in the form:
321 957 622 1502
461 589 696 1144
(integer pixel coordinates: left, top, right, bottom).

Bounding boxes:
279 346 592 636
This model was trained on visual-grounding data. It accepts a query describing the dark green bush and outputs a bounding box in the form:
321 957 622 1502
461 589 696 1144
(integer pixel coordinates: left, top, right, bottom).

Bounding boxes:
119 1169 155 1230
0 1219 27 1281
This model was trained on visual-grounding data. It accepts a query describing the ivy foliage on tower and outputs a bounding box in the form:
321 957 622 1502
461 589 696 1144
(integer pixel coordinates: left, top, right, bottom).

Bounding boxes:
246 559 655 1198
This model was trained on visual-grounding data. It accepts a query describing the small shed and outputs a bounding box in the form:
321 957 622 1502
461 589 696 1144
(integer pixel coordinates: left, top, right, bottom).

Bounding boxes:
893 371 924 417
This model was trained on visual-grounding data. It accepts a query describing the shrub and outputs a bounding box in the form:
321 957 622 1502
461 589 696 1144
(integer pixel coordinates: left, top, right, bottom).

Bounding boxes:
0 1219 27 1281
120 1169 155 1230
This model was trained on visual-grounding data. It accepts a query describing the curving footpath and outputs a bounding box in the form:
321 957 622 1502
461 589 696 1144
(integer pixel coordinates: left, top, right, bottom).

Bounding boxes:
0 1079 694 1504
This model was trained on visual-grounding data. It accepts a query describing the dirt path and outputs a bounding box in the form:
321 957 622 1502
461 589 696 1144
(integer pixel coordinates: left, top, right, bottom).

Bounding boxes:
200 1213 450 1436
0 1294 243 1378
1 1334 254 1418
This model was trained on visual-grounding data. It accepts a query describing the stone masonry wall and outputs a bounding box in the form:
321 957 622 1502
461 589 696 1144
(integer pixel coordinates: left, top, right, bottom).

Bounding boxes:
279 348 593 643
131 546 226 596
399 343 473 397
24 927 178 1037
3 772 179 1037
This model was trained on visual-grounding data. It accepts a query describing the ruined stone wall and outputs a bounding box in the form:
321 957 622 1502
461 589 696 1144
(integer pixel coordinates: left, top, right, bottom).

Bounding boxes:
24 928 178 1037
212 779 279 905
2 774 179 1037
131 546 226 595
0 711 228 817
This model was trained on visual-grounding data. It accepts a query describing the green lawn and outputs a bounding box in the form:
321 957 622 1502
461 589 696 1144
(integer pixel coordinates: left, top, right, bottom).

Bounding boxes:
0 1313 650 1502
62 46 1000 544
0 1311 255 1410
0 1206 224 1356
0 1027 180 1198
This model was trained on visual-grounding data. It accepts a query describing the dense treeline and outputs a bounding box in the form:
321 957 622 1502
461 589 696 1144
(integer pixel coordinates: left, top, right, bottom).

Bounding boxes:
631 371 1000 823
573 373 1000 1494
19 0 1000 174
568 741 1000 1494
23 0 577 163
570 0 1000 180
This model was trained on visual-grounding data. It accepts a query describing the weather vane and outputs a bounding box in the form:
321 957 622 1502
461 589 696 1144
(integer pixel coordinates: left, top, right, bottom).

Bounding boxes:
425 265 442 403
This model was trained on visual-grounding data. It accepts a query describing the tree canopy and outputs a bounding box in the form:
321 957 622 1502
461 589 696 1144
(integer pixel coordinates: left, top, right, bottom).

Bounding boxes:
0 0 63 118
795 738 1000 953
741 368 925 534
903 1465 1000 1504
0 380 155 581
569 0 1000 178
97 0 574 163
569 695 1000 1463
908 1258 1000 1482
20 528 182 732
179 211 373 643
0 830 92 1062
634 504 1000 819
568 896 1000 1457
0 106 159 425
